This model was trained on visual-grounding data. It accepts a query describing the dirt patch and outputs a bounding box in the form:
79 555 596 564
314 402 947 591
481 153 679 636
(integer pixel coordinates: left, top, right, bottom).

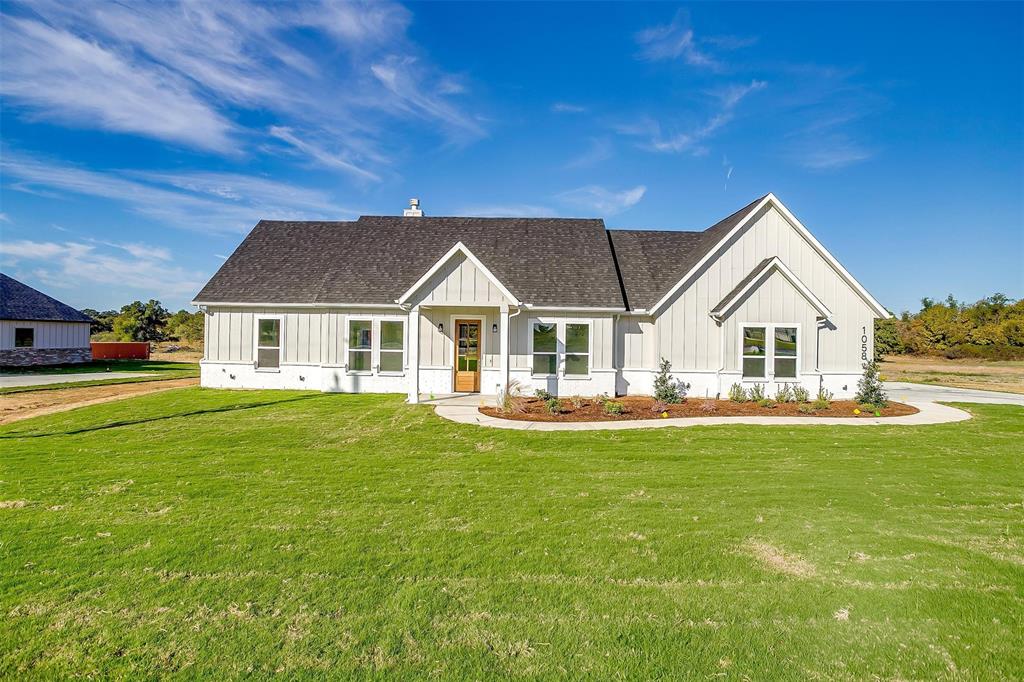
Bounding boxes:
480 396 918 422
0 500 28 509
741 539 818 578
881 355 1024 395
0 378 198 425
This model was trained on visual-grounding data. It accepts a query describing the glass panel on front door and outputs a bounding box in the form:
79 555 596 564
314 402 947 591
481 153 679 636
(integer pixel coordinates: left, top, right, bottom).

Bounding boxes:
454 321 481 392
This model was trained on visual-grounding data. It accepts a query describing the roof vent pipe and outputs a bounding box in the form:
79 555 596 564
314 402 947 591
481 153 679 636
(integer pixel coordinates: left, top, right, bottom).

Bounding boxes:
403 198 423 217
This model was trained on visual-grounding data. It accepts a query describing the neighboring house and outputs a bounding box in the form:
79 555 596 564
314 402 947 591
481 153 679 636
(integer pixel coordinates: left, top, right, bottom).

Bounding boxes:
0 273 93 367
194 194 889 401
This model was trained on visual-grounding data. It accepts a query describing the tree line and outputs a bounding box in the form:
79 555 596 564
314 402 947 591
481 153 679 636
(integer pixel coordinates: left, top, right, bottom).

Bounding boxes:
876 293 1024 361
82 300 204 344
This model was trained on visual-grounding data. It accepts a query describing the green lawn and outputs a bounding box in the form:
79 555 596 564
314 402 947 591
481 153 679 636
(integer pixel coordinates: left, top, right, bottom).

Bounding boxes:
0 360 198 394
1 390 1021 679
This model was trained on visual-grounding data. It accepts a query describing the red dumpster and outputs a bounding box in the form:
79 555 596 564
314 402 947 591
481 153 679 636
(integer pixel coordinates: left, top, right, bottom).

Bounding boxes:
90 342 150 360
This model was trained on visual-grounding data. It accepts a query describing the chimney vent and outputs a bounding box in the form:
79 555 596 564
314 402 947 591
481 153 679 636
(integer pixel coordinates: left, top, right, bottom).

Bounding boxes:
403 198 423 217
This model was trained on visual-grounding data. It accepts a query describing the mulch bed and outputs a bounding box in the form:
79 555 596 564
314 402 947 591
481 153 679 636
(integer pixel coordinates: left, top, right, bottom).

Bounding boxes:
479 396 919 422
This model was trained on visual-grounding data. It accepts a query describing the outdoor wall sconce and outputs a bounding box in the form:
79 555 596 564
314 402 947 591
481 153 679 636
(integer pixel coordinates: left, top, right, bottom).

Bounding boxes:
491 323 498 333
437 322 444 333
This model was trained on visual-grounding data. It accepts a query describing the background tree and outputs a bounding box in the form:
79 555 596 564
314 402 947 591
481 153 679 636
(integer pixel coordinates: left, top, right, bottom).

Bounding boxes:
112 300 169 341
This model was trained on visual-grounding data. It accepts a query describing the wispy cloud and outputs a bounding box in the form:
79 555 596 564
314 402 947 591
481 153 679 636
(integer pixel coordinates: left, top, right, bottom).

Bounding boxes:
617 80 766 154
1 238 206 300
564 137 613 169
1 148 358 233
635 10 719 69
552 102 587 114
791 133 874 170
0 0 483 177
556 185 646 216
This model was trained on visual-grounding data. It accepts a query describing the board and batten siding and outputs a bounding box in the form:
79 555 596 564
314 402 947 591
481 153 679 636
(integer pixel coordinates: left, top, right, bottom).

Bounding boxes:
649 205 877 373
408 252 510 307
0 320 90 350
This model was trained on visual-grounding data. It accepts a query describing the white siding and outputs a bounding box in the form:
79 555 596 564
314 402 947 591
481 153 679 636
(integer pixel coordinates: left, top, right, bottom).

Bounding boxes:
510 312 614 370
410 252 510 307
418 306 500 369
651 205 877 374
0 320 90 350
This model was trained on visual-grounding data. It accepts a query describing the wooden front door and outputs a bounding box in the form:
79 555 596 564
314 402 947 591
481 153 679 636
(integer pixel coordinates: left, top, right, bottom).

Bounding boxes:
453 319 481 392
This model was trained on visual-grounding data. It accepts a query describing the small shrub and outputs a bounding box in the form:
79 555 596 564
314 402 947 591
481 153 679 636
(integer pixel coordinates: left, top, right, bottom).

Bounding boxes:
797 402 816 414
774 383 793 403
651 400 669 414
728 383 748 403
497 379 526 414
812 397 830 410
653 357 689 404
792 385 810 403
757 398 777 408
854 360 888 407
545 397 560 415
699 399 718 414
535 388 553 401
594 392 610 407
817 387 834 402
569 394 585 409
604 401 624 415
749 383 766 402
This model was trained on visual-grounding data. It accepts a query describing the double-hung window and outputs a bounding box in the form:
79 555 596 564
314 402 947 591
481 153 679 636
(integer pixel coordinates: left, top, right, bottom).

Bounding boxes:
531 319 591 377
14 327 34 348
379 320 405 374
348 319 372 373
256 318 281 369
741 324 798 379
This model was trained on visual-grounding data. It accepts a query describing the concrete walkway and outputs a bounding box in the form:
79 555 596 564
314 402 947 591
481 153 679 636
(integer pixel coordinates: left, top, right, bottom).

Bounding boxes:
425 394 973 431
883 381 1024 406
0 372 153 388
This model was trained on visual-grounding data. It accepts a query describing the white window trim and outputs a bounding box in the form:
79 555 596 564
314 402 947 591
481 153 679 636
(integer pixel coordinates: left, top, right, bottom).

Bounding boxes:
345 317 373 375
528 317 593 378
377 316 407 376
739 322 801 382
254 315 283 372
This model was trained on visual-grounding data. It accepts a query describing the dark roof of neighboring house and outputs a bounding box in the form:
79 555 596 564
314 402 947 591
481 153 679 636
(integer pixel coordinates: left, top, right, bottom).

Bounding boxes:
0 273 93 323
195 195 770 311
608 194 768 311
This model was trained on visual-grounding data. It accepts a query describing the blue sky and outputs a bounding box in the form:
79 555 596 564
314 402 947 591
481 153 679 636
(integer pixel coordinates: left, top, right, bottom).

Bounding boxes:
1 1 1021 313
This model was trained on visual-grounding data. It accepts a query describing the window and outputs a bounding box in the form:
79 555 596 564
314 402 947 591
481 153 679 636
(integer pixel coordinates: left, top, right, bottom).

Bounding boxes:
741 327 766 378
530 319 592 377
773 327 798 378
564 323 590 376
14 327 34 348
348 319 372 372
741 324 798 379
256 319 280 369
532 322 557 375
379 320 405 373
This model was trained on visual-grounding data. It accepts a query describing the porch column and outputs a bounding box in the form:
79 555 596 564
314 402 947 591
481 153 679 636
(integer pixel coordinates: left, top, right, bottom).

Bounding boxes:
407 305 420 403
499 304 510 395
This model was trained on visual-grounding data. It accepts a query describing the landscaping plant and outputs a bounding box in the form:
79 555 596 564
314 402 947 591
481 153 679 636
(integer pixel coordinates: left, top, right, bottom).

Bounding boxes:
569 394 586 409
535 388 553 401
854 360 889 408
545 397 561 415
774 383 794 403
604 400 624 415
653 358 689 404
498 379 526 414
792 385 810 403
749 383 767 402
757 398 777 409
813 387 833 410
728 383 748 403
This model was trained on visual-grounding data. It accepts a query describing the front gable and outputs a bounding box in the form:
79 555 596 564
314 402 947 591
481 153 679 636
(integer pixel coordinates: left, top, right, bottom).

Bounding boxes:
398 242 519 307
711 257 832 322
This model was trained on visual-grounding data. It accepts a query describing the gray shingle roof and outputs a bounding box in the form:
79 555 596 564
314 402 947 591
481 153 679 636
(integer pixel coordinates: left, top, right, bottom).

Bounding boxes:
0 273 93 323
195 216 626 308
608 194 768 310
195 195 769 312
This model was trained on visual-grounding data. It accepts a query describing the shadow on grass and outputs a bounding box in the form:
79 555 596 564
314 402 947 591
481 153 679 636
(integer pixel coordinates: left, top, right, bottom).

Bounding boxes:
0 393 322 440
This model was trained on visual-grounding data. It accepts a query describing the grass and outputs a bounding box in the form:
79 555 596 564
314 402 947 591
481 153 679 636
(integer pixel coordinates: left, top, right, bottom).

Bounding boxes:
0 361 198 395
1 389 1022 679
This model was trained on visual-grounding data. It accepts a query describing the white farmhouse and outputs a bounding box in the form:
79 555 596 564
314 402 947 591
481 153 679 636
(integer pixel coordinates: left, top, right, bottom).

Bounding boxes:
194 194 889 400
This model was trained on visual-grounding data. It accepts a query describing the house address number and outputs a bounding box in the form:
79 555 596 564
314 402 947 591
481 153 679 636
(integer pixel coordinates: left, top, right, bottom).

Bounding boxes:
861 326 869 361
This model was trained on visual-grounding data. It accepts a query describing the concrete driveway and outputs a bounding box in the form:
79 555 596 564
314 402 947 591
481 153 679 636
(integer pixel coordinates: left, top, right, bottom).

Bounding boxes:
884 381 1024 406
0 372 153 388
